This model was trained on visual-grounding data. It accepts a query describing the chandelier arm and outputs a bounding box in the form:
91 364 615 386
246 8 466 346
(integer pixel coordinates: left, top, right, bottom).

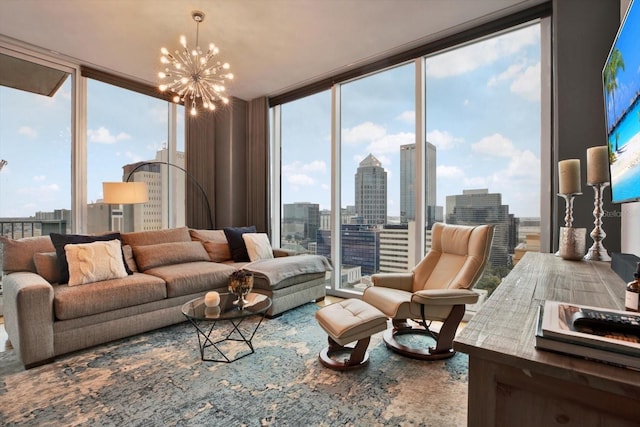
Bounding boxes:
158 10 231 115
125 161 214 229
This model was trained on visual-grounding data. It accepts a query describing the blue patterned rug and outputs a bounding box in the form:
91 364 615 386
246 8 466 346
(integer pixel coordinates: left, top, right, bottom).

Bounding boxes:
0 303 468 426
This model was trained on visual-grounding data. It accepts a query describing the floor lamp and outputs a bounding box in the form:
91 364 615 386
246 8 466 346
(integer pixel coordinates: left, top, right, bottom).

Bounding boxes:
102 182 149 232
103 161 214 230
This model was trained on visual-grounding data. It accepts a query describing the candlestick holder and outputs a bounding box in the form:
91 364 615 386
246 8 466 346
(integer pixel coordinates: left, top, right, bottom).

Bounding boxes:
556 192 581 256
584 182 611 262
558 192 581 227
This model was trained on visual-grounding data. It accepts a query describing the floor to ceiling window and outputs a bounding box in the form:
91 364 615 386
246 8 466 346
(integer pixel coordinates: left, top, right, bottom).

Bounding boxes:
0 52 74 238
339 63 416 290
272 20 545 298
278 90 331 257
86 80 185 233
425 22 542 295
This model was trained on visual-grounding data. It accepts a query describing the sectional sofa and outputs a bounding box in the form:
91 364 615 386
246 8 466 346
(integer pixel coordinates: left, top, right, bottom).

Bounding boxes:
1 226 329 368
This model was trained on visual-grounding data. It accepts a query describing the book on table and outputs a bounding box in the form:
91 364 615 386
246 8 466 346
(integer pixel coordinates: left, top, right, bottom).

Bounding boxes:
535 300 640 369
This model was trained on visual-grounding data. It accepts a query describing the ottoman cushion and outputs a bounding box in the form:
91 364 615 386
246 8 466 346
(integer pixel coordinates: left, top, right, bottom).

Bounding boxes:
316 299 387 346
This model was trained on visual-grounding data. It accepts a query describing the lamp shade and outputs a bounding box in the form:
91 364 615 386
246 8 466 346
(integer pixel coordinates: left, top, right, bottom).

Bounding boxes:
102 182 149 204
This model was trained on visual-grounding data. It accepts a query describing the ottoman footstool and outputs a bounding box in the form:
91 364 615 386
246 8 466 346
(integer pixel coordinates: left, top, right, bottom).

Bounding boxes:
315 299 388 370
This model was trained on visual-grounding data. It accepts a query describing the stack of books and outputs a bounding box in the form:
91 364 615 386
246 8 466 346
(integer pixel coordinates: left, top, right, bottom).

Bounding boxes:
535 300 640 369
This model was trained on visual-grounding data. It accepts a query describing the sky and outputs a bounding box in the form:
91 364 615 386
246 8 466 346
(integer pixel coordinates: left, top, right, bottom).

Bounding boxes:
1 23 541 220
280 23 542 218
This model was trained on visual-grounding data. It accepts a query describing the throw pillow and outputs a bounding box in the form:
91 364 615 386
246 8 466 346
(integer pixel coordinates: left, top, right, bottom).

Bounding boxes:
190 229 232 262
122 244 138 272
242 233 274 261
202 241 233 263
50 232 133 284
33 251 62 284
65 239 129 286
132 241 210 271
223 226 257 262
1 235 55 274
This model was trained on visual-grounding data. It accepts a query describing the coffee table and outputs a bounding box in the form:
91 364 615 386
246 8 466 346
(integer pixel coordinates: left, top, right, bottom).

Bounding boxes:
181 292 272 363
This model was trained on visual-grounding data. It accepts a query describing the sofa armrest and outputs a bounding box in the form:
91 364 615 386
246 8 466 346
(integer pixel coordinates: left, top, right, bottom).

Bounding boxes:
272 248 297 258
3 272 55 367
412 288 479 306
371 272 414 291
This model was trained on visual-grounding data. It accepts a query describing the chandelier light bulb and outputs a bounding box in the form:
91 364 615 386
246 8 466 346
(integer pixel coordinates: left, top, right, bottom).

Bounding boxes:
157 10 232 114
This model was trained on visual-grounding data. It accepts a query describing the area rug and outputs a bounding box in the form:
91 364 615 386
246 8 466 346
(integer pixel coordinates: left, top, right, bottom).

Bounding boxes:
0 303 468 426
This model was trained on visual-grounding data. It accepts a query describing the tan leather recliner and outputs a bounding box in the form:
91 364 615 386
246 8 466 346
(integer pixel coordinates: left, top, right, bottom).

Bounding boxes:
362 222 494 360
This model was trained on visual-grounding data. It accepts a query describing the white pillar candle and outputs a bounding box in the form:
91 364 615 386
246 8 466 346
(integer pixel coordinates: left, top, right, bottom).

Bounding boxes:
558 159 581 194
587 146 610 184
204 291 220 307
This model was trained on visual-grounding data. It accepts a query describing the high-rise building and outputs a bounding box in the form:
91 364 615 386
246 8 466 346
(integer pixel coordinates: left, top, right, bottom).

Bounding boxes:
446 188 517 267
121 149 185 232
316 224 380 276
400 143 437 227
355 153 387 225
282 202 320 249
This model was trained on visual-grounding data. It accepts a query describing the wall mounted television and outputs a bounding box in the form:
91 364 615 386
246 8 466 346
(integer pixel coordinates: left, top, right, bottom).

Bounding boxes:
604 0 640 204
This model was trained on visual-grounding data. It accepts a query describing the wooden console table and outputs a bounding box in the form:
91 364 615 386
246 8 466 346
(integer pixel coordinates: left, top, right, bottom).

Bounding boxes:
454 252 640 427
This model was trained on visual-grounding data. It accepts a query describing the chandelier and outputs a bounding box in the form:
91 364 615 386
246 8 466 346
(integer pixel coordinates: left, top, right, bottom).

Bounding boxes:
158 10 233 115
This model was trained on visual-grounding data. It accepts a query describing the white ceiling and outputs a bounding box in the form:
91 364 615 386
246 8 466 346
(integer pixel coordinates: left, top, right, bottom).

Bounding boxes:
0 0 546 101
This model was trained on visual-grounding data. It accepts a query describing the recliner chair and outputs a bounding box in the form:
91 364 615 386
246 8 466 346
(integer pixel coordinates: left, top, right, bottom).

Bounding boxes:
362 222 494 360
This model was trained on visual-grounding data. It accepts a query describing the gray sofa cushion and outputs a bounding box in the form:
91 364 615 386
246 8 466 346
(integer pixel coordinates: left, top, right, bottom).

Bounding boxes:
143 261 236 298
54 273 167 320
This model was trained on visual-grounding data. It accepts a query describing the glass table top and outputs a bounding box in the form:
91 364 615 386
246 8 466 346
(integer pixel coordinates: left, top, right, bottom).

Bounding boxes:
181 292 272 322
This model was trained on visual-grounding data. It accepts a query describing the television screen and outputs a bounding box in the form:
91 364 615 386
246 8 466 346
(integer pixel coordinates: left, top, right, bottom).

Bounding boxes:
604 0 640 203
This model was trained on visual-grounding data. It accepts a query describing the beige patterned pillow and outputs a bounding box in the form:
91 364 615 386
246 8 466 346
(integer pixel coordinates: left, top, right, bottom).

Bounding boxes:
65 239 129 286
242 233 274 261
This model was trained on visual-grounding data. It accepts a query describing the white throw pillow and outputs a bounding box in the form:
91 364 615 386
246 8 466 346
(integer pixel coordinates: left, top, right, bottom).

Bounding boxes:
65 239 129 286
242 233 274 261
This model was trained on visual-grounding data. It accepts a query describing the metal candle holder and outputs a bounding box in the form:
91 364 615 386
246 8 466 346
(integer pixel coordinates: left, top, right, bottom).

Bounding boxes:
558 192 581 227
556 192 581 257
584 182 611 262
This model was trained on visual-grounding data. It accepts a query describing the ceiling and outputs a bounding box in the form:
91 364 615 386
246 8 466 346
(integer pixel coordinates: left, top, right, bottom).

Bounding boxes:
0 0 546 101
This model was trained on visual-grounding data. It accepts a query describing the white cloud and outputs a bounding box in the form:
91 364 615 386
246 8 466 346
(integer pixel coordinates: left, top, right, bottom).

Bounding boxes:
463 99 470 106
365 132 414 154
282 160 326 175
33 175 46 182
18 126 38 139
504 149 540 179
487 63 525 87
342 122 386 144
426 25 538 78
88 126 132 144
510 62 541 101
287 174 315 186
17 183 60 194
426 129 463 150
437 165 465 179
396 110 414 123
472 133 517 157
282 160 327 191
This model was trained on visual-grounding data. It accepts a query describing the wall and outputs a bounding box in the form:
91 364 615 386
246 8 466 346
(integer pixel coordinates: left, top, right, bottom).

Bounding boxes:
552 0 621 253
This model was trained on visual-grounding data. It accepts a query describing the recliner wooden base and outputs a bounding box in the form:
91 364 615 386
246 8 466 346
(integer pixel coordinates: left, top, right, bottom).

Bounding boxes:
383 304 465 361
318 336 372 370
